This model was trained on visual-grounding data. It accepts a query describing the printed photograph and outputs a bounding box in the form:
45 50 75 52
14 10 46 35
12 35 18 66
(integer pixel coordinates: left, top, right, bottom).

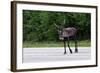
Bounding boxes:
22 10 91 63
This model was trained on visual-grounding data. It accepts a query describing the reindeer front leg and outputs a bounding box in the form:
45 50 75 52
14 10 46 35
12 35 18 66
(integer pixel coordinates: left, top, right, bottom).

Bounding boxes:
67 37 72 53
63 39 66 54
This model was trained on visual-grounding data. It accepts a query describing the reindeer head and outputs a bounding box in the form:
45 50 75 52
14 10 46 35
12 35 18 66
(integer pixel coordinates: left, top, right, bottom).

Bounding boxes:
54 23 64 40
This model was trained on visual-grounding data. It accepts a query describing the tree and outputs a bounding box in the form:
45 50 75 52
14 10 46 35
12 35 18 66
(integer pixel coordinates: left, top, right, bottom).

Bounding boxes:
23 10 91 42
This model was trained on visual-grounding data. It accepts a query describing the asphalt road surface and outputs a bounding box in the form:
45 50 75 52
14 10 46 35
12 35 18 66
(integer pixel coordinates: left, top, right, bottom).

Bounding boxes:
23 47 91 63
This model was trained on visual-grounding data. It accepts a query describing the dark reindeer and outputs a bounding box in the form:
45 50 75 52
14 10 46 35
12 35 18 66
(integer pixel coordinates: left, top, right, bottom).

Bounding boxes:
54 23 78 54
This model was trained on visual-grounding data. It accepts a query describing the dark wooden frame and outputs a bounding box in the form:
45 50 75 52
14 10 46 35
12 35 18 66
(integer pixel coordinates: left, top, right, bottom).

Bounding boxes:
11 1 98 72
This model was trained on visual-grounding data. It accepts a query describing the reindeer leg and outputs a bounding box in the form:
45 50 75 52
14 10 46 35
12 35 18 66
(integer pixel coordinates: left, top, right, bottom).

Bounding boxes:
64 39 66 54
67 37 72 53
75 35 78 53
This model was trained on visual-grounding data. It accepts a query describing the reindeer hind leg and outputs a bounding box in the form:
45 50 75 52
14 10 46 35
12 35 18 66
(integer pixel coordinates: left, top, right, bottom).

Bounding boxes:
74 35 78 53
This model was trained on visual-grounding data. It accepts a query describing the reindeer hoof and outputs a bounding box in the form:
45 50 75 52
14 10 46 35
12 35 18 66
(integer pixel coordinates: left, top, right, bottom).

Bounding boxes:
70 51 72 54
70 50 73 54
64 52 67 54
75 49 78 53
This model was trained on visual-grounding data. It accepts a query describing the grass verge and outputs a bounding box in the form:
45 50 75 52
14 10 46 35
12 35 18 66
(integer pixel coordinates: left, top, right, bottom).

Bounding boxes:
23 40 90 48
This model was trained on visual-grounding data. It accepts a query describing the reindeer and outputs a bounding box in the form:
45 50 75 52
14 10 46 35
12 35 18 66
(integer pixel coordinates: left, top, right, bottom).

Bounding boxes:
54 23 78 54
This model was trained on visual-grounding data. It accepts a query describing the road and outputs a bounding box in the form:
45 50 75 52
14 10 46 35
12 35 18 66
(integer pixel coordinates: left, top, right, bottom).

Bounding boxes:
23 47 91 63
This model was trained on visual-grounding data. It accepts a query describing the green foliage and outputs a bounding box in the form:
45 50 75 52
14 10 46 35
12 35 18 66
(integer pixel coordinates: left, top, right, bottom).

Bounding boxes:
23 10 91 42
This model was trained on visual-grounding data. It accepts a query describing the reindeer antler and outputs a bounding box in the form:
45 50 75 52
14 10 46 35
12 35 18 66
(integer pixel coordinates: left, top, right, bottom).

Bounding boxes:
54 23 64 30
54 23 59 28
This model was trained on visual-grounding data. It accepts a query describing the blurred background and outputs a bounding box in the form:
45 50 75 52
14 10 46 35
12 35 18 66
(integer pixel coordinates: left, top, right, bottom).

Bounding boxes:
23 10 91 47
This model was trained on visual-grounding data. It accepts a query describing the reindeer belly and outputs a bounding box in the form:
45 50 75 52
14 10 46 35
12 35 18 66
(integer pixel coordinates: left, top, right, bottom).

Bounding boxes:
62 30 75 37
